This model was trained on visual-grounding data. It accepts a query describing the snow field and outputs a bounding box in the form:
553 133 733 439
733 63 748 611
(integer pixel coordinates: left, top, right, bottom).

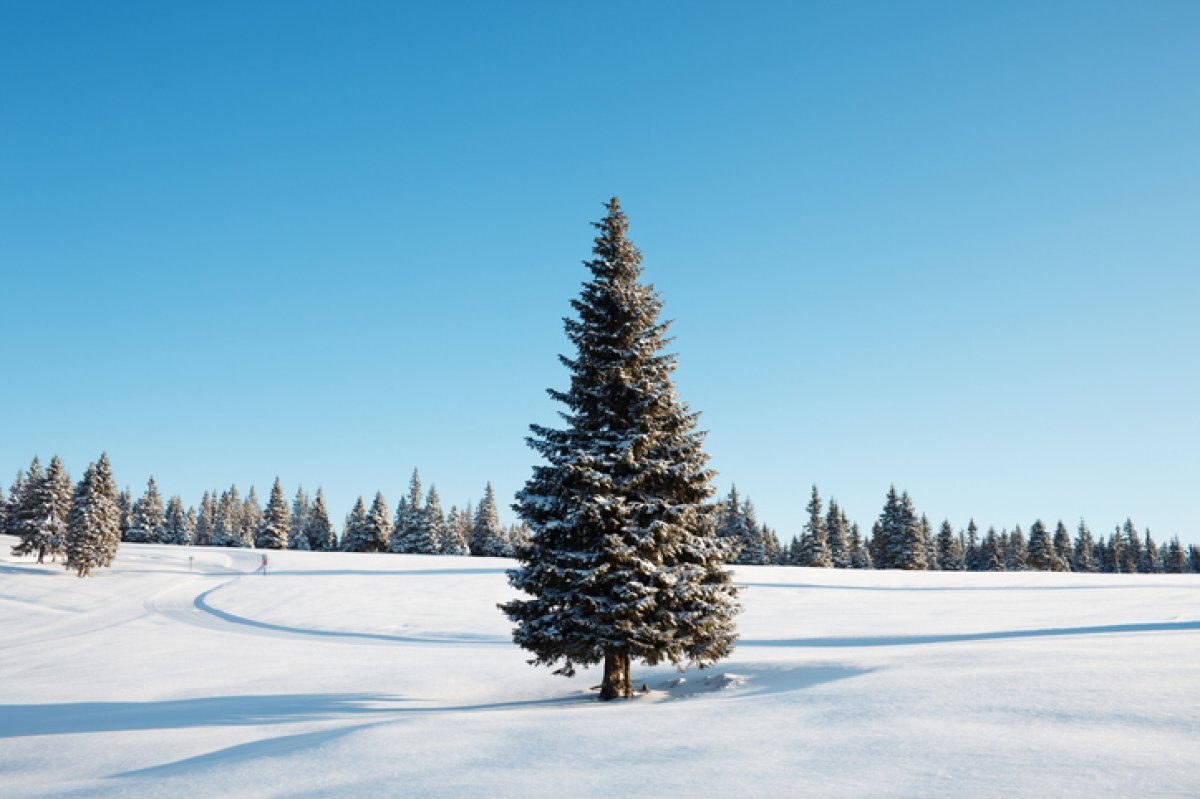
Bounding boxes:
1 537 1198 797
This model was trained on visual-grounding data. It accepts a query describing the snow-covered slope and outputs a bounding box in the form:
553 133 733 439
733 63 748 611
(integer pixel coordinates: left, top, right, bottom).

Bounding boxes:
1 537 1197 798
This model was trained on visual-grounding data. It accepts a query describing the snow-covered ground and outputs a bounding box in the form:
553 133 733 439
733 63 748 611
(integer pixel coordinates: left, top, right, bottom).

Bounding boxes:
2 536 1198 798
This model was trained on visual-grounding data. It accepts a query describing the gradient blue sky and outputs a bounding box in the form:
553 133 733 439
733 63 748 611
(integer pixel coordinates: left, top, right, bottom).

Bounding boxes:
2 1 1197 544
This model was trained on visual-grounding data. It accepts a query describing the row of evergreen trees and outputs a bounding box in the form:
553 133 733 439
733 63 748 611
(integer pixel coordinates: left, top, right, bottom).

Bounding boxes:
0 454 122 576
717 485 1200 574
2 456 530 571
7 454 1197 576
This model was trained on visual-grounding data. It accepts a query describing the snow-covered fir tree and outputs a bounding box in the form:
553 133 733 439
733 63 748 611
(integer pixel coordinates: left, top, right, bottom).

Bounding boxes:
13 456 72 563
738 498 767 565
241 486 262 548
981 527 1003 571
9 457 43 559
424 486 446 553
341 496 369 552
937 520 965 571
469 482 505 557
126 477 165 544
305 488 338 550
3 470 26 540
502 199 740 700
442 505 469 556
1164 536 1188 573
391 470 437 553
1052 521 1073 571
797 486 832 567
920 514 938 571
1006 525 1028 571
64 454 122 576
211 486 241 547
826 498 850 568
64 455 122 576
194 491 215 546
117 486 133 541
290 487 311 550
1140 530 1160 574
1073 520 1096 572
362 491 393 552
848 522 872 569
875 487 926 570
1026 519 1056 570
761 524 783 565
964 519 981 570
162 495 192 545
257 478 291 549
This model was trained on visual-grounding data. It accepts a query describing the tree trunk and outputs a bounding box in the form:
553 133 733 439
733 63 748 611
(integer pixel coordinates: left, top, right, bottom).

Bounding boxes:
599 650 632 701
36 545 45 564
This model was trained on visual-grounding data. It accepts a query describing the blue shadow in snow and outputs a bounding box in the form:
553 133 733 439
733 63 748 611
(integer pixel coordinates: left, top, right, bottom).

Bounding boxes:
740 619 1200 648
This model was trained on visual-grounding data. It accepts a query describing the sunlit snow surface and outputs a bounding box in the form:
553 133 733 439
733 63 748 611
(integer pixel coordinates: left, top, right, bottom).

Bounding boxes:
2 536 1198 797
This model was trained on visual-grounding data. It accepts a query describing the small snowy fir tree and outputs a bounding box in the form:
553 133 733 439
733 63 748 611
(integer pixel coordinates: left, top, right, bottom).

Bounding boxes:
241 487 263 548
127 476 166 544
305 488 338 550
1164 536 1188 573
848 522 872 569
424 486 446 552
1072 520 1096 572
1052 521 1073 571
798 485 832 567
257 478 291 549
1007 525 1028 571
117 487 133 541
1026 519 1056 570
469 482 505 557
826 498 851 568
876 487 926 570
391 470 436 553
3 470 26 540
920 515 938 570
442 505 470 555
501 199 740 700
194 491 215 546
13 456 72 563
738 498 766 565
937 520 965 571
341 496 369 552
982 527 1004 571
964 519 981 570
362 491 393 552
1140 530 1160 574
289 487 312 550
162 495 192 545
65 455 122 576
9 457 43 558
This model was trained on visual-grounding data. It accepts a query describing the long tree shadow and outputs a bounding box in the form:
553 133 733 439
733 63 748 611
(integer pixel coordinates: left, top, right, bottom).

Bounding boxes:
193 587 511 645
0 694 408 738
3 692 595 740
740 619 1200 648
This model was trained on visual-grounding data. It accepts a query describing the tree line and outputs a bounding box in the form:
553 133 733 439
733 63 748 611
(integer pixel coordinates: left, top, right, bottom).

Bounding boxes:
2 455 530 575
7 454 1197 577
718 484 1200 574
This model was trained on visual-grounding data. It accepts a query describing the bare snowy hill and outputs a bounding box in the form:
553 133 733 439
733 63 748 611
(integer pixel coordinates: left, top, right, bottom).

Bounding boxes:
2 536 1197 797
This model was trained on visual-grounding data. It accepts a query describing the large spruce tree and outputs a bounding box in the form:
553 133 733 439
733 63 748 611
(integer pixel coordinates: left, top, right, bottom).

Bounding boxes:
501 199 740 700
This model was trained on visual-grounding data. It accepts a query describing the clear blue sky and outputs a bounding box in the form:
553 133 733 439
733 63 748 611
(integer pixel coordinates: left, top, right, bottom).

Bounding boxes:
2 1 1197 544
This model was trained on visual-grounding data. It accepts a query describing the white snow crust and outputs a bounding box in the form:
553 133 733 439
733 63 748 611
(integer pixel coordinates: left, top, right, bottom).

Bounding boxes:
1 536 1197 797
